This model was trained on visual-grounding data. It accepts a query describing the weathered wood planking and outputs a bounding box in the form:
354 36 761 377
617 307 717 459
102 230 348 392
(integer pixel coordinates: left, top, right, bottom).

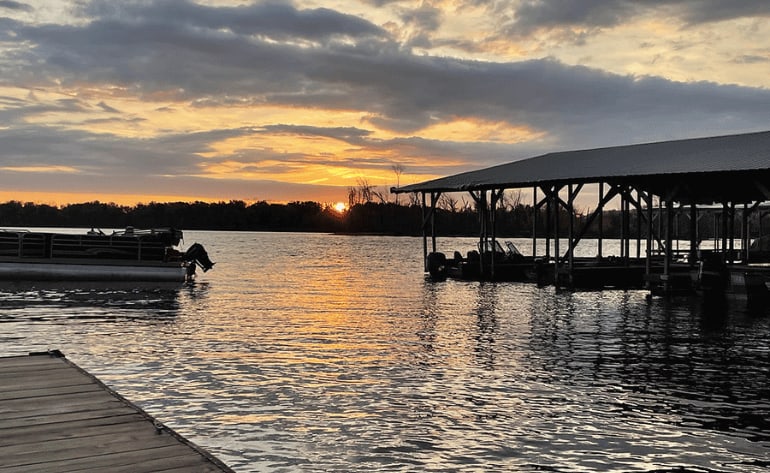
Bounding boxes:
0 352 234 473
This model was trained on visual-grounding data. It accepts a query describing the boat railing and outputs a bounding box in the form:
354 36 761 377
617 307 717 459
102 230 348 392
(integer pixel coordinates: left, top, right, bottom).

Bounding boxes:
0 231 170 262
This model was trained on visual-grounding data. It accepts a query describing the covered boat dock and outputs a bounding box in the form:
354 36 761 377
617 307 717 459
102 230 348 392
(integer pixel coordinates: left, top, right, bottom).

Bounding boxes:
392 130 770 297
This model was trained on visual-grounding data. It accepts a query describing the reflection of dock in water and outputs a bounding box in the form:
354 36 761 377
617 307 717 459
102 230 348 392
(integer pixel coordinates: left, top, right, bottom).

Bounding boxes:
393 130 770 303
0 351 233 472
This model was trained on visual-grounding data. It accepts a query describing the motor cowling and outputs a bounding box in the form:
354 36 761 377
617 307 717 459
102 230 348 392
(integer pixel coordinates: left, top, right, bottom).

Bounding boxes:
427 252 448 279
184 243 215 272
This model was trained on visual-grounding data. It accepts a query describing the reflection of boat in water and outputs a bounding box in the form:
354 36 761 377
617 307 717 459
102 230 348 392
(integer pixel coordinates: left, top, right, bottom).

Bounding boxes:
0 280 206 319
427 240 533 281
0 227 214 282
694 248 770 303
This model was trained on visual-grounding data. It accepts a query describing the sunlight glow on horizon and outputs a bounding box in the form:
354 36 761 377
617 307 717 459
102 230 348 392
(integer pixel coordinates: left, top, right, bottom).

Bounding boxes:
0 190 355 208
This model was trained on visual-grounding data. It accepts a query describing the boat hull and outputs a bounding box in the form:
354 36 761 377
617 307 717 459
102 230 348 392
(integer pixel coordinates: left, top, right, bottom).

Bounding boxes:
446 260 532 281
0 260 187 282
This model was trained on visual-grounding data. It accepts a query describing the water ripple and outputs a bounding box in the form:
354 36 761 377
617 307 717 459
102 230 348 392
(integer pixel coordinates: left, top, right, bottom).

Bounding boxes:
1 232 769 472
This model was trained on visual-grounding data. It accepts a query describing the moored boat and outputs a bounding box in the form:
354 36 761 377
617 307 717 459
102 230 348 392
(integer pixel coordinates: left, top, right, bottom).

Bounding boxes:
0 227 214 282
427 240 533 281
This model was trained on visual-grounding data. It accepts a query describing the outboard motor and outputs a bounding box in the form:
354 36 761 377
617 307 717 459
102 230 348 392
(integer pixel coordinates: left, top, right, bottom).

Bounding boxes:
427 252 448 280
184 243 215 272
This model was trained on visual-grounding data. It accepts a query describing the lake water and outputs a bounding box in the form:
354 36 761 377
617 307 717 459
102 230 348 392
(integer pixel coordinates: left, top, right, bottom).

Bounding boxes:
1 230 769 472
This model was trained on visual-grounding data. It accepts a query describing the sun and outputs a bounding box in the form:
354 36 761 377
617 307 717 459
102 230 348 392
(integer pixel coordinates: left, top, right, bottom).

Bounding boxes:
333 202 347 213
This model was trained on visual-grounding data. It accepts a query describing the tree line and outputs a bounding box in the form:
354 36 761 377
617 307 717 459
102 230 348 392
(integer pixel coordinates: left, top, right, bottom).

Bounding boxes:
0 198 557 235
0 198 729 239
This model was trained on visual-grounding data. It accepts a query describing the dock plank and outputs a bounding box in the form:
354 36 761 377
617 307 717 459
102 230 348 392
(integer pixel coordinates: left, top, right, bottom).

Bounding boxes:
0 368 94 393
3 446 224 473
0 412 146 447
0 406 137 430
0 354 71 369
0 390 127 417
0 427 183 465
0 352 233 472
0 381 104 401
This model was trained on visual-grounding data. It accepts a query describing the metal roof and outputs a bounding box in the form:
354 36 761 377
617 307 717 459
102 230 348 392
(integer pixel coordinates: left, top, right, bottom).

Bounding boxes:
393 130 770 204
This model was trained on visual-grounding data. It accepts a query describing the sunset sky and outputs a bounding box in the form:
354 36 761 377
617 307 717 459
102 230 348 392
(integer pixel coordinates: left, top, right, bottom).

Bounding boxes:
2 0 770 206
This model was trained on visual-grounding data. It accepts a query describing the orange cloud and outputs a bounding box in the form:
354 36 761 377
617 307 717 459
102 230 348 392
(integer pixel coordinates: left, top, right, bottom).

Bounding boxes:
0 165 80 173
420 118 544 143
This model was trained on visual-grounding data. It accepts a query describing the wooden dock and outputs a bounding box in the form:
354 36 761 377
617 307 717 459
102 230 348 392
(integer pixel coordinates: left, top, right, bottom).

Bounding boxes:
0 351 234 473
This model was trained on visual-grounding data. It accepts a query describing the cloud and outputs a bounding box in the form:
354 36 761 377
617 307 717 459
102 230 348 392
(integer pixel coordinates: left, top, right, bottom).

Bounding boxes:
0 95 91 124
78 0 387 43
732 54 770 64
399 3 443 33
5 2 770 137
2 2 393 101
675 0 770 24
0 1 33 13
260 124 373 146
1 0 770 204
4 2 770 151
506 0 635 34
493 0 770 40
96 101 120 113
0 121 250 176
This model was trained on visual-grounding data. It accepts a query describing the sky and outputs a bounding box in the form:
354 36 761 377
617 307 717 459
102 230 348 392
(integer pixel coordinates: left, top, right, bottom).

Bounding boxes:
1 0 770 207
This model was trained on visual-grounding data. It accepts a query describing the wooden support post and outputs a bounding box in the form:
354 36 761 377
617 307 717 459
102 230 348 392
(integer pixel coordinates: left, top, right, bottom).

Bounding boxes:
658 198 663 251
420 191 440 272
625 193 631 262
664 198 674 292
598 182 604 258
728 202 736 264
636 190 642 260
689 203 697 264
743 203 750 263
645 192 653 286
532 186 538 258
620 191 626 259
490 190 500 280
430 192 439 255
479 191 487 278
721 203 728 257
545 187 551 261
421 192 427 271
554 186 561 286
557 184 575 280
